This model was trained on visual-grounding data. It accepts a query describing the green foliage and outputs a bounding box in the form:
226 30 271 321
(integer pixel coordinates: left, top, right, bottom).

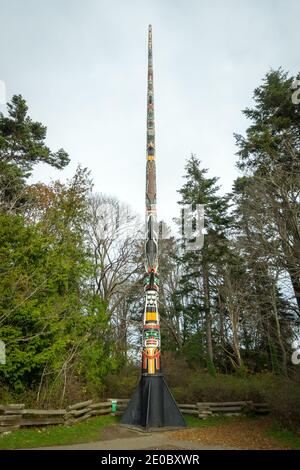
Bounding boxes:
1 73 299 436
0 95 69 174
235 68 300 173
0 177 114 400
0 96 114 404
266 425 300 450
0 95 69 210
175 155 232 375
0 211 49 391
234 68 300 315
263 378 300 433
171 372 277 403
104 366 140 398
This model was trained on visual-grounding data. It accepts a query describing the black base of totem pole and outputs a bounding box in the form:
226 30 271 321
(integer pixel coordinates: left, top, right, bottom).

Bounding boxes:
120 373 186 431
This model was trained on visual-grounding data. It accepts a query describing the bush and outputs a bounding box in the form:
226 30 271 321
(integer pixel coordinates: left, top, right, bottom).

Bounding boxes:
263 378 300 434
104 365 139 398
171 372 274 403
102 354 300 434
162 352 192 387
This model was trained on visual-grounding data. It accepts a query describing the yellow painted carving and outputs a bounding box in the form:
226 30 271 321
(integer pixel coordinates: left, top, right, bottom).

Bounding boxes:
146 312 157 321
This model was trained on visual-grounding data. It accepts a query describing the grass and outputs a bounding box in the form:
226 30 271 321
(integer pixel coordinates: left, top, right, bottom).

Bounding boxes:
1 413 300 450
184 414 233 428
0 415 118 449
265 425 300 450
0 414 236 449
185 414 300 450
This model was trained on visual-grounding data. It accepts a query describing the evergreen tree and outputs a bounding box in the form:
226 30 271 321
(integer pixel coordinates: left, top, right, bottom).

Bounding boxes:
177 154 231 374
0 95 69 211
234 69 300 315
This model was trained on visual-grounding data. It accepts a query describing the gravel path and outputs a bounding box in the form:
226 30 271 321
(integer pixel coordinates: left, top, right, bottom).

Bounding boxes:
33 425 234 450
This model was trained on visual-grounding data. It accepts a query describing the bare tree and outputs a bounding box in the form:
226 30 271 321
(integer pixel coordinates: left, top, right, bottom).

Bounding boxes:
86 193 143 357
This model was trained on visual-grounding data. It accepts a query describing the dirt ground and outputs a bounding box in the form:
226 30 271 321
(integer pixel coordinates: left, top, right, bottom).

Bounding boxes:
168 417 290 450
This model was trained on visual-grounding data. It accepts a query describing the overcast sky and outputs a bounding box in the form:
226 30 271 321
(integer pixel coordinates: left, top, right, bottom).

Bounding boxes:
0 0 299 226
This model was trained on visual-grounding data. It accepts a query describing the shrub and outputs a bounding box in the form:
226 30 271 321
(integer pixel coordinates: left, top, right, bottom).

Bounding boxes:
171 372 276 403
263 378 300 434
104 366 139 398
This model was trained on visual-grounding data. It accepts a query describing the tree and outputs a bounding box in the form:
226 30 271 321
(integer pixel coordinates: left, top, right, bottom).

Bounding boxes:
230 175 294 375
86 193 143 362
177 154 231 374
234 69 300 315
0 168 114 404
0 95 69 211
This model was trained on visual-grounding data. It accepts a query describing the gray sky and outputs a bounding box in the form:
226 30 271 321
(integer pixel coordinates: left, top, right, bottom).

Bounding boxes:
0 0 299 226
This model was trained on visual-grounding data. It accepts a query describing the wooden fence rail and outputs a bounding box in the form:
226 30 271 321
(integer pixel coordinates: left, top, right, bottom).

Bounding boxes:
0 399 269 432
179 401 269 418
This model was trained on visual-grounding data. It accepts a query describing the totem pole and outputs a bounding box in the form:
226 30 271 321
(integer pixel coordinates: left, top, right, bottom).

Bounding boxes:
143 24 160 376
120 25 186 430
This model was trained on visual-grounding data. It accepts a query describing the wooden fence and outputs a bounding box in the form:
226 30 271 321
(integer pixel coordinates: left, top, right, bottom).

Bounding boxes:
179 401 269 418
0 399 129 432
0 399 269 432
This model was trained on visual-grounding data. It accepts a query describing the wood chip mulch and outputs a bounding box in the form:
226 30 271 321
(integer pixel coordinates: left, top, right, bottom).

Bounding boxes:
168 417 290 450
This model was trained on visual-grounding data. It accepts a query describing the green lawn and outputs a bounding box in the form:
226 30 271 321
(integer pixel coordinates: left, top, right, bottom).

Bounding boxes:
265 425 300 450
184 414 233 427
0 415 118 449
0 414 233 449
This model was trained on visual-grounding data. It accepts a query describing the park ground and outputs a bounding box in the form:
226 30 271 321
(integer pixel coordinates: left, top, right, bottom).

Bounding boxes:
0 415 300 450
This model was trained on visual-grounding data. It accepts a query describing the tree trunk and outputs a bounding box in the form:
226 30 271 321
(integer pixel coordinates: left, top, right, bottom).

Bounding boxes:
224 272 243 371
271 283 288 376
203 264 215 375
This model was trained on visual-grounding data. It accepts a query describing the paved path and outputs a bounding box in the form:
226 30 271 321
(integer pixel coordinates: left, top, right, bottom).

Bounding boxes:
33 426 236 450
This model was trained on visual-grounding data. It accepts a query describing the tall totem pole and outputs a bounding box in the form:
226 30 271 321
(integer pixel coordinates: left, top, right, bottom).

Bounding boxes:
143 23 160 376
120 25 186 431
